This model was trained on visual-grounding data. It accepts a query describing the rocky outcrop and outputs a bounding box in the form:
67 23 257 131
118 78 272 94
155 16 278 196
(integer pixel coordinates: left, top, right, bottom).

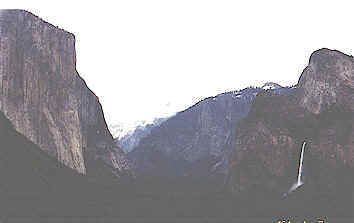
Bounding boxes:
299 49 354 114
0 10 131 175
228 49 354 215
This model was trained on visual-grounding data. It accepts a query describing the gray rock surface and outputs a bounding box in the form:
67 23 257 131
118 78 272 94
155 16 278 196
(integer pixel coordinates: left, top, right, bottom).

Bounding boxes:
128 87 265 178
0 10 131 175
299 48 354 114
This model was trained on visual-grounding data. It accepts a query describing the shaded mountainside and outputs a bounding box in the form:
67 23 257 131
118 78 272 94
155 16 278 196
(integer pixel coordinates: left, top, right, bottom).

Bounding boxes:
0 110 124 218
128 86 292 179
0 111 284 221
228 48 354 218
0 109 334 222
0 10 131 176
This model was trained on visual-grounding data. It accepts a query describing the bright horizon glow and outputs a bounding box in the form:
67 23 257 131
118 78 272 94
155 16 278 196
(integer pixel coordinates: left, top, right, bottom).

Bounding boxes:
2 1 354 132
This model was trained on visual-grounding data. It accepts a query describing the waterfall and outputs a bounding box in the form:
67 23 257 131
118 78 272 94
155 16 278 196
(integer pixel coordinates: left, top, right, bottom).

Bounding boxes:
297 141 306 185
285 141 306 196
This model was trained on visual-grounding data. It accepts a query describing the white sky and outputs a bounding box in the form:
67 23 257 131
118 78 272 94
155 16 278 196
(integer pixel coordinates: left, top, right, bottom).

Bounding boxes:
2 1 354 129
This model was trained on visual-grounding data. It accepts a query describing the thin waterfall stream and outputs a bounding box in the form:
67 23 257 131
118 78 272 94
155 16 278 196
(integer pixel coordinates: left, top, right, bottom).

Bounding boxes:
284 141 307 197
297 141 306 186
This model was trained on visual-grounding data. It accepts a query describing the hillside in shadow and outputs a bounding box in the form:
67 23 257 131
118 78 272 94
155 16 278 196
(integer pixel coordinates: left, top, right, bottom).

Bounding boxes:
0 109 349 222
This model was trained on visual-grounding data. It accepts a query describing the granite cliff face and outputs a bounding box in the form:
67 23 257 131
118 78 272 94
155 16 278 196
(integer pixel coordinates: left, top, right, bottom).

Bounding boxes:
0 10 131 175
299 49 354 114
228 49 354 215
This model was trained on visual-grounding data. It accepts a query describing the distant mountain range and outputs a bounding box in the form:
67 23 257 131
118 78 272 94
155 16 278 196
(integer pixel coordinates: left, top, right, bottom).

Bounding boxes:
114 82 283 153
126 83 292 179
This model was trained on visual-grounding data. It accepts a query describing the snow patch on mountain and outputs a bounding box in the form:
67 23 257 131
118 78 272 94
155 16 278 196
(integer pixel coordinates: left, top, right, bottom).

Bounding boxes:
261 82 283 90
109 123 135 140
111 117 170 153
109 118 167 140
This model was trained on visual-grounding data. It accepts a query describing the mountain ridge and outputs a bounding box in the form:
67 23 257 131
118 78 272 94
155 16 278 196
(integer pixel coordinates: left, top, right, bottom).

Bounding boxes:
128 85 294 179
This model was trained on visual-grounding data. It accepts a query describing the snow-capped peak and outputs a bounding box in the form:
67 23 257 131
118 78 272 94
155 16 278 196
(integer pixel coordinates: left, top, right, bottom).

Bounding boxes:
109 123 136 140
109 116 171 140
109 121 151 139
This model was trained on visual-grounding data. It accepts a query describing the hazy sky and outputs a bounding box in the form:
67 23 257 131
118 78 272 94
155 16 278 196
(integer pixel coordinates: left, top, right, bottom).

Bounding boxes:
2 1 354 129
